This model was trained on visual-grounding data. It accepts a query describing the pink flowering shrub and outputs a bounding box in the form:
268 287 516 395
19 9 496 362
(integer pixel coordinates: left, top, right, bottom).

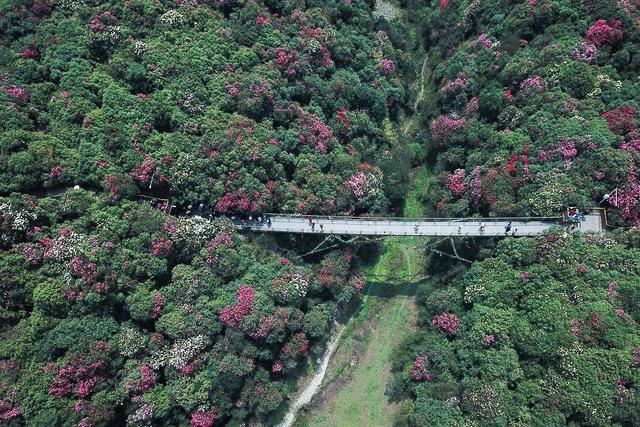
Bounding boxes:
482 335 495 346
468 166 482 205
349 274 366 291
70 256 98 284
411 355 432 381
585 19 623 47
191 409 218 427
298 112 333 153
49 166 64 179
272 360 283 373
133 156 157 184
124 364 156 393
555 139 578 170
48 359 106 399
22 40 39 59
632 347 640 366
219 285 255 327
206 233 235 265
151 237 173 257
346 171 368 200
519 76 544 92
430 115 465 145
432 313 460 335
151 292 165 319
379 59 395 75
477 34 493 49
345 164 382 203
465 96 479 114
1 85 29 102
572 42 597 63
445 169 467 196
441 73 468 97
0 401 21 422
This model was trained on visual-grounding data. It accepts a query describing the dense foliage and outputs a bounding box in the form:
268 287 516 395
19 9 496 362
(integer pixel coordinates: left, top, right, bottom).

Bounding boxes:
404 0 640 225
0 190 365 425
389 232 640 426
2 0 640 426
0 0 409 214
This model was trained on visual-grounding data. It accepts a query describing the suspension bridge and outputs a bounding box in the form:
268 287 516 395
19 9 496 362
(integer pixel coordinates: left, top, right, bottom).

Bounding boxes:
235 211 606 236
27 185 607 236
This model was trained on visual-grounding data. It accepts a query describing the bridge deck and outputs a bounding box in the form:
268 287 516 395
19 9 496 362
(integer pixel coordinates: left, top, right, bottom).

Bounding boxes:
237 213 604 236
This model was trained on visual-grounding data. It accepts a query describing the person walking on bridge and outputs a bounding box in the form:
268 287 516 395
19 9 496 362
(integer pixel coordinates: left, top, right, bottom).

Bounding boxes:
505 221 512 234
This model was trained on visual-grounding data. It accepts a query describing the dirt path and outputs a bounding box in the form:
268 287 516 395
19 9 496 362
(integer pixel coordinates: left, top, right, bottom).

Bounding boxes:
414 55 429 112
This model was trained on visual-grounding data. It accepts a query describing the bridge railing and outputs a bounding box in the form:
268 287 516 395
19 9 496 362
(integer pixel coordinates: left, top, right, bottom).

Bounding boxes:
262 213 562 222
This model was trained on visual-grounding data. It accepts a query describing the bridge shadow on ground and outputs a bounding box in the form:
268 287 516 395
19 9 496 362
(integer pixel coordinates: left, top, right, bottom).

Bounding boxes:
361 278 424 298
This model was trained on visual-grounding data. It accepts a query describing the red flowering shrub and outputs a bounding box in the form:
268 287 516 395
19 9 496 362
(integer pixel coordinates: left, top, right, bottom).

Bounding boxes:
21 40 39 59
445 169 467 196
432 313 460 335
151 237 173 257
280 331 309 360
219 285 255 327
191 409 218 427
337 108 351 126
1 85 29 103
601 106 637 135
585 19 623 47
48 358 106 399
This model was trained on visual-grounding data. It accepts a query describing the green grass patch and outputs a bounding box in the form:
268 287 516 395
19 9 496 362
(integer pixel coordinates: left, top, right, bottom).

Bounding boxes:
297 238 424 427
403 167 430 218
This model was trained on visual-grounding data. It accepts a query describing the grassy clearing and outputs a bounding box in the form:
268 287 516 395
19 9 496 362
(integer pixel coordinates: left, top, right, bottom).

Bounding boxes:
296 238 423 427
403 167 429 218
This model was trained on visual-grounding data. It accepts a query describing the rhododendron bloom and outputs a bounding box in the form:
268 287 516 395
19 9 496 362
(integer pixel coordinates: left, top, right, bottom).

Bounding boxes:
520 76 544 92
191 409 218 427
219 285 255 327
49 166 63 178
411 354 432 381
585 19 623 47
572 42 597 63
379 59 395 74
445 169 467 196
430 115 465 145
601 106 637 135
482 334 495 346
432 313 460 335
151 237 173 257
151 292 165 319
1 85 29 103
477 34 493 49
